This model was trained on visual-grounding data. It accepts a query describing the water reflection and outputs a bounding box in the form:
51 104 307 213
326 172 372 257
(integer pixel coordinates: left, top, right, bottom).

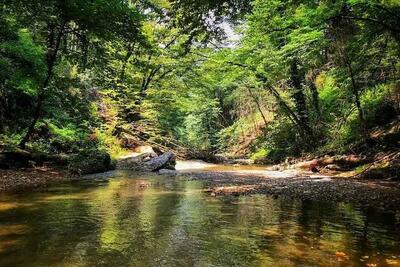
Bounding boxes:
0 171 399 266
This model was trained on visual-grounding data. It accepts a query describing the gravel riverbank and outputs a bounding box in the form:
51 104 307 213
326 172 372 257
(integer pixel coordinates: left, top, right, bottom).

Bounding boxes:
180 170 400 213
0 168 69 192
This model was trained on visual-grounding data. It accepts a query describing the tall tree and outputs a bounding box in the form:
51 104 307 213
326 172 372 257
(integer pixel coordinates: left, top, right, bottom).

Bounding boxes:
3 0 144 148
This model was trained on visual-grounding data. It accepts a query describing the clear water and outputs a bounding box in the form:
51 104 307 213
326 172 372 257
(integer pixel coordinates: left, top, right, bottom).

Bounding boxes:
0 171 399 267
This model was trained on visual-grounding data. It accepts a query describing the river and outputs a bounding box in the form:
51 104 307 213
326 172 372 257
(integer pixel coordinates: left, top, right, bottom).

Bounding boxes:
0 168 399 266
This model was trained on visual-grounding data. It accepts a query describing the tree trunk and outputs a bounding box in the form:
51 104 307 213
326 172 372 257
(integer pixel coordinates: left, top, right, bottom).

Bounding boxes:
256 73 308 138
80 33 89 69
0 85 7 132
140 66 161 98
307 74 321 119
344 55 365 127
290 59 313 137
267 85 304 131
247 87 269 126
19 21 66 149
119 42 134 82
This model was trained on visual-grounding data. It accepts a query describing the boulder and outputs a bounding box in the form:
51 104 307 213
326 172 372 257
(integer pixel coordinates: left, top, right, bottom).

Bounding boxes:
116 152 157 171
68 149 113 175
143 152 176 171
116 152 176 172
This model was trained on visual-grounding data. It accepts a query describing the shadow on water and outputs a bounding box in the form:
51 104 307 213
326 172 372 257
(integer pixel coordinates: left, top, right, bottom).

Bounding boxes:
0 171 399 266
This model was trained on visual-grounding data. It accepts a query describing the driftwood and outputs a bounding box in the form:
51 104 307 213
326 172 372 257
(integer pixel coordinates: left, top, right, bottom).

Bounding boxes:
295 155 373 172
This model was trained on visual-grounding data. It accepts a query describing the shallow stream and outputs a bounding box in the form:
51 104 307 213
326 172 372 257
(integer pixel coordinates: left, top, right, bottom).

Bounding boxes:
0 171 399 266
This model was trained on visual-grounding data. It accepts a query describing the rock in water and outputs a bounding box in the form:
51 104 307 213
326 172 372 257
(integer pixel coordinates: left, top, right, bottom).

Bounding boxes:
68 150 112 175
116 152 157 171
116 152 176 172
143 152 176 172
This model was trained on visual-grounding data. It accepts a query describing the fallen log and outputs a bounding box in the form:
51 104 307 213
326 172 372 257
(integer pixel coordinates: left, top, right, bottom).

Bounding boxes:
295 155 372 172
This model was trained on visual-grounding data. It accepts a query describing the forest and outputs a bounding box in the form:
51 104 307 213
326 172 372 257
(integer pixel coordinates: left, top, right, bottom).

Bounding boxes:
1 1 400 266
0 0 399 174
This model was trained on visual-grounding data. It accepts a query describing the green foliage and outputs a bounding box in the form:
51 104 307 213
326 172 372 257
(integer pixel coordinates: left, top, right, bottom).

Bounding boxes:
94 128 126 160
255 118 304 162
180 100 221 151
250 148 270 162
0 0 399 166
362 83 398 127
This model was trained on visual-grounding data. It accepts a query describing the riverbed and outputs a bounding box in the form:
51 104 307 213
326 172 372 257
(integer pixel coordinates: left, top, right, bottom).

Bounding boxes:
0 169 400 266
